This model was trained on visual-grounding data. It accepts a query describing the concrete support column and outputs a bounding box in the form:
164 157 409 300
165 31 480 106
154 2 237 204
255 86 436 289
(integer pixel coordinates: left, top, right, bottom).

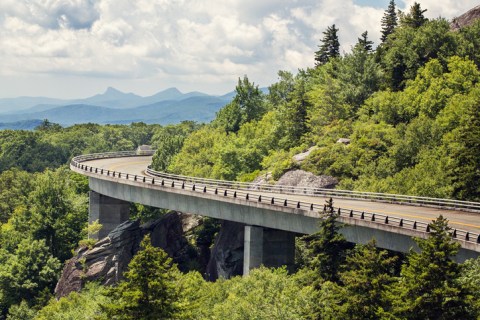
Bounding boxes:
243 226 296 275
243 226 263 275
89 191 130 240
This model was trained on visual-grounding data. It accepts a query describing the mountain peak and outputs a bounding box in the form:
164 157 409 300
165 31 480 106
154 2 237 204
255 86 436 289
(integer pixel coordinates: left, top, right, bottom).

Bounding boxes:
104 87 123 95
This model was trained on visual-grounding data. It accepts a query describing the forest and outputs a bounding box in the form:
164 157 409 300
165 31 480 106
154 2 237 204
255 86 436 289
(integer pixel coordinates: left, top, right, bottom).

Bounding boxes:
0 1 479 319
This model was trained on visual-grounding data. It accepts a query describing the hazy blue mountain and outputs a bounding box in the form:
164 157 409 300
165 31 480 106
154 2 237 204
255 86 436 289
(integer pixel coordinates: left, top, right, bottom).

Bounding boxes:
0 87 232 115
73 87 143 108
0 95 227 126
0 97 67 113
0 119 44 130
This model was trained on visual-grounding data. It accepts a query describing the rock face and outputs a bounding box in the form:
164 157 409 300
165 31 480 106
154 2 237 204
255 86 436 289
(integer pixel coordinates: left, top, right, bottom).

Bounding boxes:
205 220 245 281
276 169 338 189
250 171 272 187
451 5 480 30
55 212 193 298
292 146 318 164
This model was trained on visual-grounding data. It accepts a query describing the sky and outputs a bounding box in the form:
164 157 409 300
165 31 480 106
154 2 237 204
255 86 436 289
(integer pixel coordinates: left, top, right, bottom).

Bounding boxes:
0 0 477 99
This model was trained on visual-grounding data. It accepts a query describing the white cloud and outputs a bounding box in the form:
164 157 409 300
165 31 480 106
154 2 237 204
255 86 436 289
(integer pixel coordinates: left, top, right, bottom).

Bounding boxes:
0 0 476 98
400 1 479 19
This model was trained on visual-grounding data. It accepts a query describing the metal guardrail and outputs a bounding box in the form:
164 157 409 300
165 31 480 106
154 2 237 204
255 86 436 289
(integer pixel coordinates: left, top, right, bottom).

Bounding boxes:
145 167 480 213
70 151 480 247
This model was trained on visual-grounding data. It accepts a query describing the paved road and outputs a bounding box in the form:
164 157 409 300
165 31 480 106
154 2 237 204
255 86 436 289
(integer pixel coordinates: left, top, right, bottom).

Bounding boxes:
83 156 480 234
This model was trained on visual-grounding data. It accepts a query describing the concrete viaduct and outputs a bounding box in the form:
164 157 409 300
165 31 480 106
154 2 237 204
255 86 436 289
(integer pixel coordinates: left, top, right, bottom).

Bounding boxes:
71 151 480 273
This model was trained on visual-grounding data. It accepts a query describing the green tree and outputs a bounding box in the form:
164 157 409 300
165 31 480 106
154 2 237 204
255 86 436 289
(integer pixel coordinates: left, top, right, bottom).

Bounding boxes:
0 169 33 223
0 238 61 316
102 234 180 319
444 85 480 200
381 18 457 91
401 2 428 28
280 71 310 148
380 0 398 43
196 267 316 320
36 282 111 320
456 19 480 68
34 119 62 132
315 24 340 65
306 198 349 284
338 240 398 319
151 122 200 172
214 76 265 133
267 70 295 107
169 126 226 178
30 168 87 261
337 44 382 109
356 30 373 52
393 215 475 319
458 258 480 316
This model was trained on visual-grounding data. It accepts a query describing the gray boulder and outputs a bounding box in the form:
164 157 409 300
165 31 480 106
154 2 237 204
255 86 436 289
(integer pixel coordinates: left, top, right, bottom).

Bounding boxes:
277 169 338 189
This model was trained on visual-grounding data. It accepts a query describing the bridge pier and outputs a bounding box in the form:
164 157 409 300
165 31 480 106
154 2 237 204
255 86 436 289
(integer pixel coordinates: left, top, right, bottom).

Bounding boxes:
243 226 296 275
89 191 130 240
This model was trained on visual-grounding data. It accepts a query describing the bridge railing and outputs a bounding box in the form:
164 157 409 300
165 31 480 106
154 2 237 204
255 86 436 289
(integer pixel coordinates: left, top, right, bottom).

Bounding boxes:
145 167 480 213
70 153 480 247
71 151 480 213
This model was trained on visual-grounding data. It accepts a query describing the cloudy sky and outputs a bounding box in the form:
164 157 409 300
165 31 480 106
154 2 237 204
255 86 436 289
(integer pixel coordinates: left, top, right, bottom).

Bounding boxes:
0 0 477 99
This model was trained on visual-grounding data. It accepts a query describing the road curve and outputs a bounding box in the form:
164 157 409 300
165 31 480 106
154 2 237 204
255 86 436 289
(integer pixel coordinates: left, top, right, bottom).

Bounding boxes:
81 156 480 234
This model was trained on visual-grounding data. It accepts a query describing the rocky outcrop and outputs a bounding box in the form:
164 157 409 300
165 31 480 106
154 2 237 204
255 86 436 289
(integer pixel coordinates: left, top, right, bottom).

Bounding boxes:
292 146 318 164
250 171 273 187
55 212 195 298
336 138 350 145
451 5 480 30
276 169 338 189
205 220 245 281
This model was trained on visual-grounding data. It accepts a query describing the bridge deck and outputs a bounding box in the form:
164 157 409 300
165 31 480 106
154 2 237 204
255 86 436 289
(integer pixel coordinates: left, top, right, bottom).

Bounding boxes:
83 156 480 234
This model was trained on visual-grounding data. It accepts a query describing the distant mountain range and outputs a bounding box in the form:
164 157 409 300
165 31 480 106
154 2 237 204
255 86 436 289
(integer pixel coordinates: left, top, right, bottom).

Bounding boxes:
0 87 242 129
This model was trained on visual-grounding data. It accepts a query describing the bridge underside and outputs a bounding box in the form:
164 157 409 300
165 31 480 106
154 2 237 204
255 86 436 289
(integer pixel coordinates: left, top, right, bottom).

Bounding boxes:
88 178 479 268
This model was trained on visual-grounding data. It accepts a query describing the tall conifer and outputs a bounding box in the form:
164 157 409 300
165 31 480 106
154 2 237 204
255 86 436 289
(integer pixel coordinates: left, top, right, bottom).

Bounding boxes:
307 198 349 285
380 0 398 42
402 2 428 28
393 215 475 319
315 24 340 66
356 31 374 51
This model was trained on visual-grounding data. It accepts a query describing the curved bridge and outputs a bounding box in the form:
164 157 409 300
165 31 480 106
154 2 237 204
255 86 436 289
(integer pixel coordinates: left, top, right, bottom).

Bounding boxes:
71 151 480 271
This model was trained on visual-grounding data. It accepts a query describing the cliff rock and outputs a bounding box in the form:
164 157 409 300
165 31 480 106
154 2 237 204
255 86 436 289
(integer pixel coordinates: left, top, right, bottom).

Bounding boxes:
55 212 194 298
451 5 480 30
205 220 245 281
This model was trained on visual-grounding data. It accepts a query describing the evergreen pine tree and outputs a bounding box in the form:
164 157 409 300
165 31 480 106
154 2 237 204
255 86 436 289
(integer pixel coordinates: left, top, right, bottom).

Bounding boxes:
102 234 180 319
380 0 398 43
315 24 340 66
393 215 475 319
402 2 428 28
356 31 374 52
307 198 349 285
338 240 398 319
